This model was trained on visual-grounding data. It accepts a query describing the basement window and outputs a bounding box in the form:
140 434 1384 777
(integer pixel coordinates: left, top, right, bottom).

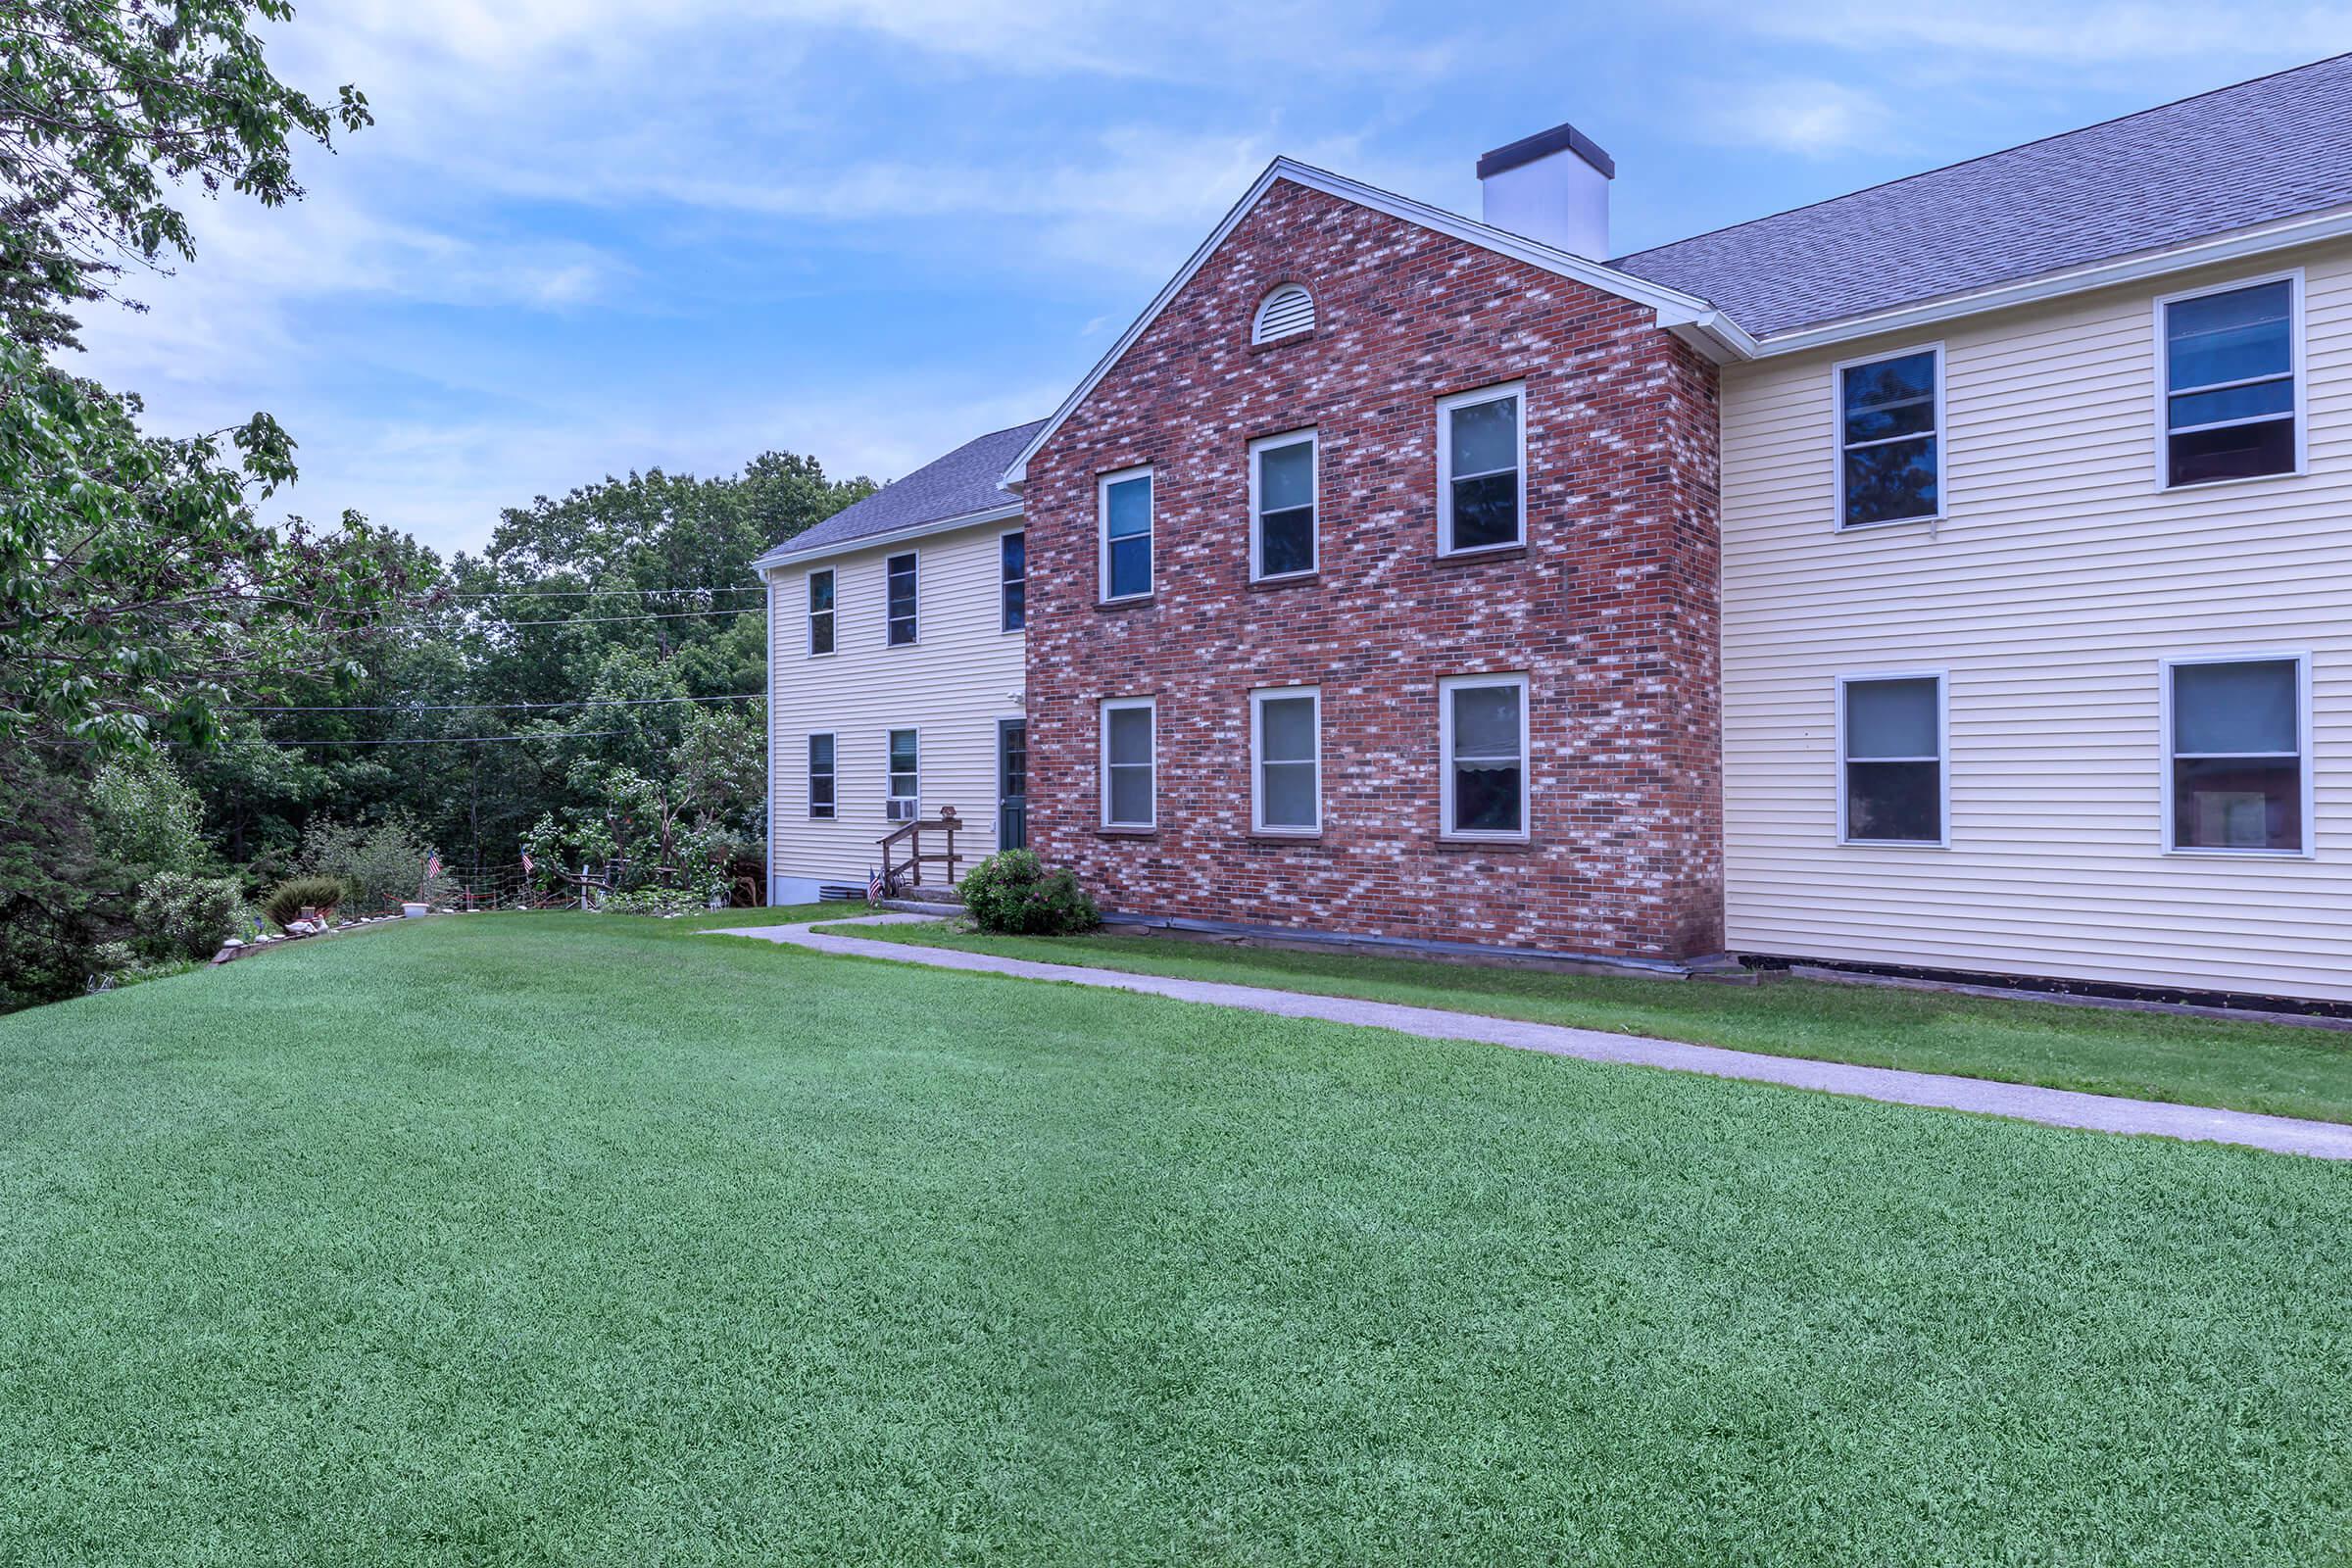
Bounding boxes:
1252 283 1315 343
886 553 918 645
1101 697 1155 829
1835 346 1941 528
2160 274 2302 488
2165 655 2308 855
1838 673 1945 846
1439 673 1529 840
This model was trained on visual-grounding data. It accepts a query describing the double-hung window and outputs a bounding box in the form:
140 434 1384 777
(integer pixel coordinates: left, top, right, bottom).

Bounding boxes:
2165 655 2308 855
1835 347 1941 528
885 553 918 645
1250 687 1320 834
1437 383 1525 554
1099 466 1153 602
807 733 836 819
1101 698 1155 829
887 729 920 811
1250 431 1317 579
2160 274 2302 488
807 569 835 656
1000 531 1026 632
1838 673 1945 846
1439 673 1529 840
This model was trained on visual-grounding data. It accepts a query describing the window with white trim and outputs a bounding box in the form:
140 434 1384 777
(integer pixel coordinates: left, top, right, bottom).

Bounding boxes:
1101 698 1155 829
1439 673 1529 839
1250 687 1320 834
1437 383 1524 554
807 733 836 819
2161 276 2301 488
807 568 835 656
1252 284 1315 343
885 553 918 645
2166 655 2307 854
1099 466 1152 602
1000 530 1026 632
1836 347 1941 528
1250 430 1316 580
887 729 919 808
1839 674 1944 846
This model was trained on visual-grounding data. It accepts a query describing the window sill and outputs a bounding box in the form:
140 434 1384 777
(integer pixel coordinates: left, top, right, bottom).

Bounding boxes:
1247 572 1318 592
1837 838 1949 851
1834 514 1941 535
1435 836 1537 854
1248 830 1322 843
1096 595 1155 612
1097 826 1157 839
2157 465 2306 496
1433 544 1528 566
2162 846 2316 860
1248 329 1317 355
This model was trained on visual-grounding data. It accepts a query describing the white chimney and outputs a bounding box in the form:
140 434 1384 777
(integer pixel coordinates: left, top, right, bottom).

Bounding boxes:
1477 122 1613 259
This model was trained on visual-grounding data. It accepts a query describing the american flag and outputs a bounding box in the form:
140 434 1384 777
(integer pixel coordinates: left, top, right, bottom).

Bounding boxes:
520 851 534 875
867 865 884 905
426 852 442 879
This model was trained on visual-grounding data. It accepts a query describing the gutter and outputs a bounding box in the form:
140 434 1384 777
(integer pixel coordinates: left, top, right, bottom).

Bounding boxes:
752 501 1024 575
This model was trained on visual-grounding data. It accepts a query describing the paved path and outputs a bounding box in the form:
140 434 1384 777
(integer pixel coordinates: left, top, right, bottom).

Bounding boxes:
708 916 2352 1161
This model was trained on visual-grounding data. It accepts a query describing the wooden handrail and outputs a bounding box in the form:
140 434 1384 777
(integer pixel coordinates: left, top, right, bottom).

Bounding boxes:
876 806 962 897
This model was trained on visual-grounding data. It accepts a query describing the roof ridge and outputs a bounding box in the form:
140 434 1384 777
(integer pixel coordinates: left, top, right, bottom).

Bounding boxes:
1613 50 2352 265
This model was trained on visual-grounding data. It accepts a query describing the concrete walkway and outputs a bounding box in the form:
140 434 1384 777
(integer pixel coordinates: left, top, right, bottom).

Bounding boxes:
708 915 2352 1161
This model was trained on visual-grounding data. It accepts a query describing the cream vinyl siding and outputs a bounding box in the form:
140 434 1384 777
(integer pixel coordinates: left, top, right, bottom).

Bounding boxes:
1721 237 2352 1001
766 521 1022 895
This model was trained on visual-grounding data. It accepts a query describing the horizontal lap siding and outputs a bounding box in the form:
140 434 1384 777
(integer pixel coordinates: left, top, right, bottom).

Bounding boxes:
767 524 1023 890
1721 238 2352 1000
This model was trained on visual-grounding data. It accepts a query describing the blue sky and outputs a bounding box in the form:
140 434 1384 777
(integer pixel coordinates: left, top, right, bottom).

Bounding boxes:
65 2 2352 561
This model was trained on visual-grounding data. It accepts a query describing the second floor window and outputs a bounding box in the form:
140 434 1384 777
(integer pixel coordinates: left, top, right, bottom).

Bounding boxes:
1001 531 1026 632
886 553 918 645
1837 347 1941 528
2162 276 2299 488
1437 383 1524 554
807 569 834 656
1100 466 1152 602
1250 430 1317 579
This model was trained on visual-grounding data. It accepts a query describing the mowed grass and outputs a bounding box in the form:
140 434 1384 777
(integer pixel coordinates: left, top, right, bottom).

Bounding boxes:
829 919 2352 1125
0 910 2347 1566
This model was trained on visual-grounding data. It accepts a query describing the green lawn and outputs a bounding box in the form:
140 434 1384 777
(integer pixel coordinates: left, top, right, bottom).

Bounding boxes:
826 918 2352 1125
3 910 2349 1565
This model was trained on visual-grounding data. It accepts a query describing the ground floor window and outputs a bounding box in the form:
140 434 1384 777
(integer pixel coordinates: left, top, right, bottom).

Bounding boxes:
888 729 919 818
1440 673 1529 840
2167 654 2308 854
808 733 835 818
1102 698 1155 829
1839 672 1945 846
1251 686 1320 833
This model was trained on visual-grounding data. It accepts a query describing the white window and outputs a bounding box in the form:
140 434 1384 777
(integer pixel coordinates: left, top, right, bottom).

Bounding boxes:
885 553 918 646
1098 466 1152 603
1000 530 1026 632
1838 672 1946 847
1834 345 1942 528
807 733 835 819
1101 698 1155 829
887 729 919 810
807 568 835 656
1437 382 1525 555
2158 272 2303 490
2163 654 2310 855
1250 687 1320 834
1252 283 1315 344
1439 673 1529 840
1250 430 1317 580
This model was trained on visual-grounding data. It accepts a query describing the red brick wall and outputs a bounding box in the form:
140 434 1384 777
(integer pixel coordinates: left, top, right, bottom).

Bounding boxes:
1022 178 1723 961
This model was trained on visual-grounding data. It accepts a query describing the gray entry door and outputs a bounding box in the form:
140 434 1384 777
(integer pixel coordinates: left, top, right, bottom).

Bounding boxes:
998 720 1028 852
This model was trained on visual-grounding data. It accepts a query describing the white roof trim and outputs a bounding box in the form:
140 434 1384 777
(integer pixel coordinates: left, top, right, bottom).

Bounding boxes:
1748 200 2352 356
1000 157 1731 485
752 501 1023 574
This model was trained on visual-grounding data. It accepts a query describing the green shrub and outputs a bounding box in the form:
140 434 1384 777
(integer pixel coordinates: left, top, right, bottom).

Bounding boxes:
87 754 207 874
600 886 707 917
132 872 246 961
295 816 453 913
956 851 1099 936
262 875 349 931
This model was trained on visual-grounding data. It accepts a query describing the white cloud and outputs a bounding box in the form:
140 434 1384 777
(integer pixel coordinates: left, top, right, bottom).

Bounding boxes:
1686 77 1896 157
1680 1 2352 64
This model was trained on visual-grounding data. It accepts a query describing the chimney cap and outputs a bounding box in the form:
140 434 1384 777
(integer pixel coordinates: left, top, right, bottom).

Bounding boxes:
1476 122 1615 182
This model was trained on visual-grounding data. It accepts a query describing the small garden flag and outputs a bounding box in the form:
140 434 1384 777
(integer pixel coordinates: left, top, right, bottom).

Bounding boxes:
867 865 883 905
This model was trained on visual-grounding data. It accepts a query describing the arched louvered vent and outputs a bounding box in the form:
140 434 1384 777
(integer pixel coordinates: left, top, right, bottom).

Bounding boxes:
1252 284 1315 343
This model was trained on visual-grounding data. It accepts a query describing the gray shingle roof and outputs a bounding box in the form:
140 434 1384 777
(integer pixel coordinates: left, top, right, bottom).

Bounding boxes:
758 418 1045 564
1611 53 2352 339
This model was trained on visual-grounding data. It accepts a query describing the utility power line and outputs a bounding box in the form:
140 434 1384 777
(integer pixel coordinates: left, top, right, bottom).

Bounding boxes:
237 730 631 747
444 585 767 601
234 692 762 714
